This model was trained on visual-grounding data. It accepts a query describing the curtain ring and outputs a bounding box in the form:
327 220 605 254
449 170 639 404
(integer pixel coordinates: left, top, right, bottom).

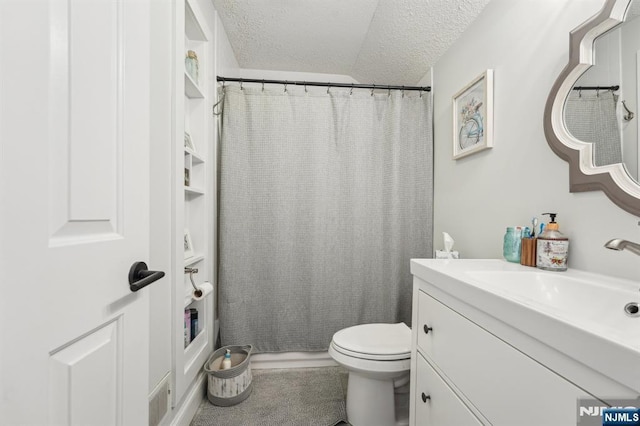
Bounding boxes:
402 86 405 98
240 80 243 90
304 81 307 93
327 83 330 95
371 84 375 96
388 86 391 97
350 83 354 96
262 79 264 92
420 89 423 98
284 81 287 93
596 88 600 97
222 77 226 89
578 88 582 98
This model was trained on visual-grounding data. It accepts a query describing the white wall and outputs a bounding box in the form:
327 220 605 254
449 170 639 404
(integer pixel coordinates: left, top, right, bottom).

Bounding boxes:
235 68 357 84
432 0 640 281
216 12 239 76
149 0 173 394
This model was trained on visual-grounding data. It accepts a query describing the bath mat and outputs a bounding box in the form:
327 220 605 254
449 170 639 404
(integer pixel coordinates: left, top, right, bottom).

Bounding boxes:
191 367 348 426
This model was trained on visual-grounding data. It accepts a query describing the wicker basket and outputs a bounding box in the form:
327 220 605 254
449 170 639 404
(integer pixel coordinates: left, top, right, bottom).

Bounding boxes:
204 345 253 406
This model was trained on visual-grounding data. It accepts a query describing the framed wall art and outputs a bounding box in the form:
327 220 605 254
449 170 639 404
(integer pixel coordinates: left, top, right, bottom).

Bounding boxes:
184 229 194 259
452 69 494 159
184 131 195 151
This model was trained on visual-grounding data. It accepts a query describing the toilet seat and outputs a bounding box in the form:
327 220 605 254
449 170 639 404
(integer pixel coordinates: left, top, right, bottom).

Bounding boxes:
331 323 411 361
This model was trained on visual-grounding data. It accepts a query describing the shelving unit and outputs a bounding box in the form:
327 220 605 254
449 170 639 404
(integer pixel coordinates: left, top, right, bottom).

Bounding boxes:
185 72 205 99
171 0 214 407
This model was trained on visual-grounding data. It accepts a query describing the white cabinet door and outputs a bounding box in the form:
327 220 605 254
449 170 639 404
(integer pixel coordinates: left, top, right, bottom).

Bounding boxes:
0 1 152 424
414 354 484 426
417 290 590 425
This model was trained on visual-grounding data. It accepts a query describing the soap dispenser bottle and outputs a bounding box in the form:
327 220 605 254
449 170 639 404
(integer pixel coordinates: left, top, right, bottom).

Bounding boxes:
221 349 232 370
536 213 569 271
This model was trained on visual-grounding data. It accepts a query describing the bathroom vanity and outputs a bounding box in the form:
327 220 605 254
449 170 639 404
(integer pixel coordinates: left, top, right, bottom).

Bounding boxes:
409 259 640 425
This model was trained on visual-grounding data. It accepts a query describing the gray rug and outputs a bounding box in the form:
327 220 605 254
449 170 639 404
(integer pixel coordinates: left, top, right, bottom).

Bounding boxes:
191 367 348 426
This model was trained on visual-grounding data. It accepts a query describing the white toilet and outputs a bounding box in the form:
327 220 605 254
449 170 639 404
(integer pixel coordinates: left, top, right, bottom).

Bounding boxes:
329 322 411 426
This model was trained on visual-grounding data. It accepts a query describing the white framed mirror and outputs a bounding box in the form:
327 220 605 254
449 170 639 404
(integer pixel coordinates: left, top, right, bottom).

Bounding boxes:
544 0 640 216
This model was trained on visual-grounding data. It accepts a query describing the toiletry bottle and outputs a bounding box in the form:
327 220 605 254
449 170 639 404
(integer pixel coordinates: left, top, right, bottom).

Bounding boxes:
536 213 569 271
221 349 232 370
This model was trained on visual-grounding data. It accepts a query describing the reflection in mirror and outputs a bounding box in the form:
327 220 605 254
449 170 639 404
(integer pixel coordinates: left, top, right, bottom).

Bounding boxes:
564 0 640 182
545 0 640 216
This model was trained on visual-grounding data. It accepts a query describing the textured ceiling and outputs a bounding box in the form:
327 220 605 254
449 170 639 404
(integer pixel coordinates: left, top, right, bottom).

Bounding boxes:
212 0 492 85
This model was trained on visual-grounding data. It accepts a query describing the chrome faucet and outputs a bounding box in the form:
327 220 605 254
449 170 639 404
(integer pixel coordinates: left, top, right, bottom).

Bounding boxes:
604 239 640 257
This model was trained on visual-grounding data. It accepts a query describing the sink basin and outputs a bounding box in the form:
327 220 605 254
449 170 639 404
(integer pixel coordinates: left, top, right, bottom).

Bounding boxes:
410 258 640 393
466 270 639 345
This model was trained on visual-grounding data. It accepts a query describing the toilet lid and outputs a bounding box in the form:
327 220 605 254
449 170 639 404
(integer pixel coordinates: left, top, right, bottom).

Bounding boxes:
332 323 411 360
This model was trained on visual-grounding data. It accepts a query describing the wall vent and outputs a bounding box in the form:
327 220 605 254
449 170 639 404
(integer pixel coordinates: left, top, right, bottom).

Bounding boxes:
149 374 170 426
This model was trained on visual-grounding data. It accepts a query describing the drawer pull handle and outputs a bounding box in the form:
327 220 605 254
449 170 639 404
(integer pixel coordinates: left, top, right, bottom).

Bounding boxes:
423 324 433 334
421 392 431 403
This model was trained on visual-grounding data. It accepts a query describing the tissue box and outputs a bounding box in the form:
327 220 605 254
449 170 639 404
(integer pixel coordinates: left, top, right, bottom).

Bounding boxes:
435 250 459 259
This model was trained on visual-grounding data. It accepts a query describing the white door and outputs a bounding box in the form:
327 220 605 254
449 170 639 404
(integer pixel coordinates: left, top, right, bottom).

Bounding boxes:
0 0 153 424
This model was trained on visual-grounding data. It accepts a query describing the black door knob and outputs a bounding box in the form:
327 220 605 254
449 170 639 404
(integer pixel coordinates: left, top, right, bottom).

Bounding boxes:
423 324 433 334
128 261 165 292
422 392 431 403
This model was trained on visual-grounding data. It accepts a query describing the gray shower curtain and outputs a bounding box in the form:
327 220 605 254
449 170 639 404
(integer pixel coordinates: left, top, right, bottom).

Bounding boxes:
218 86 433 353
564 90 622 166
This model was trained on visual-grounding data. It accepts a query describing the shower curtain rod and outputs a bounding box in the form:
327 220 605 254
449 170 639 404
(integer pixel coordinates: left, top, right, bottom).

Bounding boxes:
572 85 619 91
217 76 431 92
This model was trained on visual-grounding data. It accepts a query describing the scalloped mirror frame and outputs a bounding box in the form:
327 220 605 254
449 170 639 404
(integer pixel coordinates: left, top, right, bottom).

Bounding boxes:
544 0 640 217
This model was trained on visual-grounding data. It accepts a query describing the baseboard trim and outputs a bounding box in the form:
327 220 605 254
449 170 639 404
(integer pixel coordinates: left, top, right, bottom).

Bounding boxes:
250 351 338 369
169 372 206 426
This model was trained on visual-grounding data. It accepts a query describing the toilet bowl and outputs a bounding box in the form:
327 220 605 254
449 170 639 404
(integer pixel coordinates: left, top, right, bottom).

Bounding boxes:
328 323 411 426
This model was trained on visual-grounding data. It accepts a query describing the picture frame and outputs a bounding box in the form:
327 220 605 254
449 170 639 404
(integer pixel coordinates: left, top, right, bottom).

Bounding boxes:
184 132 195 151
452 69 493 159
184 229 194 259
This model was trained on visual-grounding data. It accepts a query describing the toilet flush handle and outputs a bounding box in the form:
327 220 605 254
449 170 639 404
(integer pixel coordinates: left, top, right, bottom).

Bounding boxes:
423 324 433 334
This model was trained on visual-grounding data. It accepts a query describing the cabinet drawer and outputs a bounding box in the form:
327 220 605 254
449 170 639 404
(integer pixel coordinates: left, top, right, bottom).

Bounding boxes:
416 290 589 425
414 353 483 426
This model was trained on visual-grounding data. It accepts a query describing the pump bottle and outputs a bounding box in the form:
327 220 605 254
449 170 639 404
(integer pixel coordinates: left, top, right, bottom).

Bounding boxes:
536 213 569 271
221 349 232 370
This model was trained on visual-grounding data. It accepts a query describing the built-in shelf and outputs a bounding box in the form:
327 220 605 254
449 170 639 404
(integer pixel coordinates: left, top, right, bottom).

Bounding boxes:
184 294 198 308
173 0 213 407
184 254 205 267
184 186 205 196
184 326 207 361
185 72 204 99
185 0 207 42
185 147 204 163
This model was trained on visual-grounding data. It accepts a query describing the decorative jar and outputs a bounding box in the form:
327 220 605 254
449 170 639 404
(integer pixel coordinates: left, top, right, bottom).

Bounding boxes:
503 227 522 263
185 50 199 84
